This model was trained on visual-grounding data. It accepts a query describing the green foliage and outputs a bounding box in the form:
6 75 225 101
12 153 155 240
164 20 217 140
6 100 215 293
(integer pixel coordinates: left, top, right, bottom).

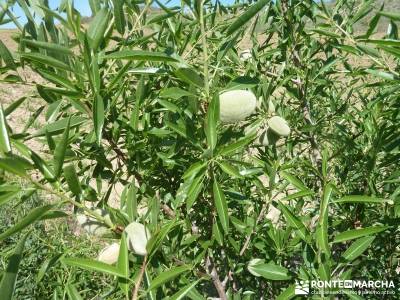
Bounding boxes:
0 0 399 298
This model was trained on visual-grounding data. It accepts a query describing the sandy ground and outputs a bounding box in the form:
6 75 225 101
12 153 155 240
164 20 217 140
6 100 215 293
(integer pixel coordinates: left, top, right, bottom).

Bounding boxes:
1 30 47 154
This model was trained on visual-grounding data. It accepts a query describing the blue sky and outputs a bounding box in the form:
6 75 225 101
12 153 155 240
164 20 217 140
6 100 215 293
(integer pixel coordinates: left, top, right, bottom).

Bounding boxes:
1 0 237 29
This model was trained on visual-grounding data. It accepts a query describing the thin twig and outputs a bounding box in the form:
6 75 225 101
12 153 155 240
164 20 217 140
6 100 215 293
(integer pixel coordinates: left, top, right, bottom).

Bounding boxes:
29 179 116 230
132 256 148 300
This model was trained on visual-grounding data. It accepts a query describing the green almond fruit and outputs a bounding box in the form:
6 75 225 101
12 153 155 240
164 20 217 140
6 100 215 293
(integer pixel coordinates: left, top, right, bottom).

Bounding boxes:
124 222 150 256
240 49 252 61
97 242 120 265
267 116 290 137
219 90 257 123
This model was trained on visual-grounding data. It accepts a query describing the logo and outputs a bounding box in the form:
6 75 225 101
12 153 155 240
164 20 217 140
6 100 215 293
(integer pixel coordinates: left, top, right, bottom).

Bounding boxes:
294 279 396 296
295 280 309 295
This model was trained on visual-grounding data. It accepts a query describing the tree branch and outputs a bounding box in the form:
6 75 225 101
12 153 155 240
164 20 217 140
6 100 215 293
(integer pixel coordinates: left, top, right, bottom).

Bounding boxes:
206 256 227 300
131 256 147 300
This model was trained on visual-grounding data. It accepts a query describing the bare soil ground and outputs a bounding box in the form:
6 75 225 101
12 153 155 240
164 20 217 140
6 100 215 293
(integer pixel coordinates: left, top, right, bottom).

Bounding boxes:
0 29 47 152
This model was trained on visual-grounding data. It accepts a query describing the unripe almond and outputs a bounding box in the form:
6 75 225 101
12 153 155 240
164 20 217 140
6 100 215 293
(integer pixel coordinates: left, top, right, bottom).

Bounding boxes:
240 49 252 61
124 222 150 256
219 90 257 123
267 116 290 137
98 243 120 265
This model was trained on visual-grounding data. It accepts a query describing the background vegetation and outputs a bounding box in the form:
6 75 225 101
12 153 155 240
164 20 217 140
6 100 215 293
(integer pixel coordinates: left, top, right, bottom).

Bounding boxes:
0 0 399 299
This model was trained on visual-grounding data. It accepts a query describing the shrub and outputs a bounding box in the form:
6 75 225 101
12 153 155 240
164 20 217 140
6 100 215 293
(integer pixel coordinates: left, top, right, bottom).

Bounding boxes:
0 0 399 298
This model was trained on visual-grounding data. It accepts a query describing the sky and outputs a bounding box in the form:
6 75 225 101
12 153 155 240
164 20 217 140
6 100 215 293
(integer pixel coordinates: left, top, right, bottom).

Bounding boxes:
0 0 237 29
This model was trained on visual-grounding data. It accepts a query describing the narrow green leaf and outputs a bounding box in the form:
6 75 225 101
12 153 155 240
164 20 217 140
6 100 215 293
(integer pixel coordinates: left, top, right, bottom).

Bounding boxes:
280 189 314 202
379 11 400 21
205 94 219 151
62 258 127 278
248 260 291 280
130 94 140 132
319 183 333 225
103 50 178 62
212 222 223 246
36 254 63 283
365 69 395 81
0 231 30 300
112 0 126 35
93 95 104 145
31 152 55 181
53 117 70 178
39 210 69 221
0 157 28 177
63 164 82 196
117 233 129 296
361 39 400 47
37 69 77 91
0 39 16 69
22 39 73 55
87 8 110 50
65 284 83 300
147 220 179 257
169 279 202 300
342 236 375 261
149 265 191 291
333 195 392 205
226 0 270 35
357 44 380 57
276 284 295 300
158 99 180 113
174 68 204 87
316 222 330 257
160 87 195 99
186 174 204 211
378 45 400 59
126 184 137 221
218 161 242 178
278 201 308 242
182 161 207 180
366 6 382 37
165 121 188 139
0 185 20 192
280 171 308 191
4 97 27 116
0 205 53 241
218 135 255 156
0 105 11 154
213 180 229 234
311 28 342 38
350 0 373 24
0 190 21 207
20 52 72 72
33 116 87 137
333 226 389 243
